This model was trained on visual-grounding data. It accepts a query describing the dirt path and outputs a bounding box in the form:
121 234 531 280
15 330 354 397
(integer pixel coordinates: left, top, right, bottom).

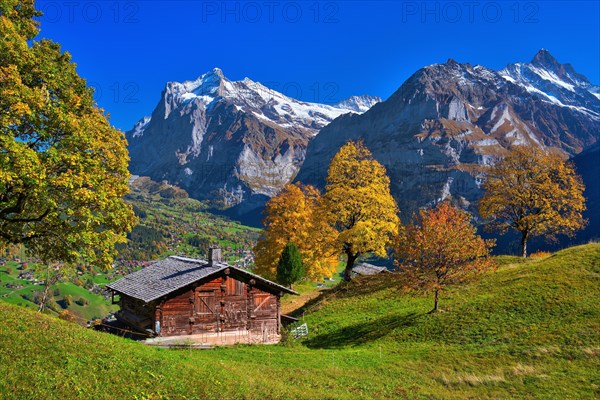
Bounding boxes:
281 288 328 315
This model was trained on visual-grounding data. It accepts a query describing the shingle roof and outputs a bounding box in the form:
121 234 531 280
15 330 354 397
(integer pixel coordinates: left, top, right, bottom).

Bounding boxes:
352 263 390 276
107 256 296 302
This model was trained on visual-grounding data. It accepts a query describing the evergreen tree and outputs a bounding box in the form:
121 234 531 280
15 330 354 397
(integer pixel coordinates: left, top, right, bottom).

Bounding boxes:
276 242 305 289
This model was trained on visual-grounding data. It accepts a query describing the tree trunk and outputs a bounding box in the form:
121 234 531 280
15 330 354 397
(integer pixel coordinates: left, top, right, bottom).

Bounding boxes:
429 288 439 314
37 266 52 313
343 252 358 281
520 231 529 258
37 283 49 313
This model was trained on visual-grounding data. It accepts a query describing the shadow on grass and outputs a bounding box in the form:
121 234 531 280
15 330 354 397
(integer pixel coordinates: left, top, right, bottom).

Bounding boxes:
304 312 420 349
289 288 334 317
290 274 410 317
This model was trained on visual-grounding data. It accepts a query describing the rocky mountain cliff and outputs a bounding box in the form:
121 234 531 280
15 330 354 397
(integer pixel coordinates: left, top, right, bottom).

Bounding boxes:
126 68 380 208
572 142 600 243
296 50 600 221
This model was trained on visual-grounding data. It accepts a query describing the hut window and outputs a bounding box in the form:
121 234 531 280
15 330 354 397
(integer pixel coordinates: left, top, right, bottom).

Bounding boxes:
226 278 244 295
196 292 216 315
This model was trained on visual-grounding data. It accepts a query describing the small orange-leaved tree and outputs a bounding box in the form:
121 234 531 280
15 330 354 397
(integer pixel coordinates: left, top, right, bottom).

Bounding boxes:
396 202 495 313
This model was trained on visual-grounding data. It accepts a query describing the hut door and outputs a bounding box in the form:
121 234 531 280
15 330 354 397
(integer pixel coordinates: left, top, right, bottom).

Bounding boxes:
248 292 278 343
222 278 247 331
193 290 218 333
251 293 273 318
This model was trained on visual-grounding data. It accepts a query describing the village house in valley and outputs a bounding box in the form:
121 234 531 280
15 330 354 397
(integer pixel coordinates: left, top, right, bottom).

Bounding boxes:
107 248 297 345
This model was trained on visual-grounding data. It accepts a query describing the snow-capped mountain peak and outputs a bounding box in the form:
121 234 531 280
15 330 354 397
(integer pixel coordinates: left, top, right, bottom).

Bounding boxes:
186 67 226 93
154 69 380 137
531 49 563 72
131 115 151 138
500 49 600 115
128 53 599 226
334 95 382 113
127 68 381 205
297 50 599 231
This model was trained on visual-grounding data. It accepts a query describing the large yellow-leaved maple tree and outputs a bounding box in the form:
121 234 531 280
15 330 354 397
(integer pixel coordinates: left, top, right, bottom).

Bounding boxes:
396 201 495 313
322 140 399 281
479 146 586 257
253 183 338 281
0 0 136 269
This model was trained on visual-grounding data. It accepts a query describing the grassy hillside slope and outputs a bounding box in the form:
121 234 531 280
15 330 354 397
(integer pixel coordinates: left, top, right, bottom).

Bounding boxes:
0 245 598 399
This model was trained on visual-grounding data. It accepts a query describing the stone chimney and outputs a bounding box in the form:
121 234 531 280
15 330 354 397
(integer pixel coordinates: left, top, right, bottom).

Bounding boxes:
208 246 222 266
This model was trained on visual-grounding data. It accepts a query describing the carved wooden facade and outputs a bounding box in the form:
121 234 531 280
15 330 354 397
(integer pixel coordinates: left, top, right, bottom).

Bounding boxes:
107 254 296 344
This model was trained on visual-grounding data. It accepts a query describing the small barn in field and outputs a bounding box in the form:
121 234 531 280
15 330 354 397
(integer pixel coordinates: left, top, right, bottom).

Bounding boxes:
106 248 297 345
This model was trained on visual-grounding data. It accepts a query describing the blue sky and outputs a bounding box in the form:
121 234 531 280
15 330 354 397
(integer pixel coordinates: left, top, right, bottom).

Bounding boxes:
35 0 600 131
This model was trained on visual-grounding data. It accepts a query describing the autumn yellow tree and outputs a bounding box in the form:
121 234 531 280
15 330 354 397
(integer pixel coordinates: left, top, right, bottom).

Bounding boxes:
396 202 495 313
322 140 399 281
254 183 338 280
0 1 136 269
479 146 586 257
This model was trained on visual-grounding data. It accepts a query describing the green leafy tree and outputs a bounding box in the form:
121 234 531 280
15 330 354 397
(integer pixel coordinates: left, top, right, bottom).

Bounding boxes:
63 294 73 306
75 296 89 306
322 140 399 281
276 242 305 289
479 146 586 257
45 296 61 313
0 1 136 269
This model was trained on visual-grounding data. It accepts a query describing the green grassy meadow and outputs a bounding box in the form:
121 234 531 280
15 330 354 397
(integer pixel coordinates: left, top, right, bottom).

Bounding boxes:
0 244 598 399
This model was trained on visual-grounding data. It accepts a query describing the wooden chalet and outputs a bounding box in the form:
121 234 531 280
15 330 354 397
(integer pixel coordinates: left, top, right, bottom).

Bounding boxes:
107 248 297 345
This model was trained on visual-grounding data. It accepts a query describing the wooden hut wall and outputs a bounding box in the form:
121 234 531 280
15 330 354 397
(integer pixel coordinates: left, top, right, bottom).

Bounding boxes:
118 296 156 332
157 274 281 338
247 286 280 342
159 288 194 336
